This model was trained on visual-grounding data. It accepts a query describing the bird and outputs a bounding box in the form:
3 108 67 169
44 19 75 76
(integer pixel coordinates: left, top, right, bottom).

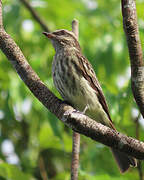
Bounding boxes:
43 29 136 173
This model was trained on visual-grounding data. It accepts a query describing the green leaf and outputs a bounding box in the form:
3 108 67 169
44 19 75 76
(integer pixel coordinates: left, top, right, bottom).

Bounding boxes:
0 163 34 180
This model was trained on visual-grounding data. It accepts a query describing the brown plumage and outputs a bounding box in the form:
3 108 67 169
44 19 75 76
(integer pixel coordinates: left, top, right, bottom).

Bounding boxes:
43 29 137 173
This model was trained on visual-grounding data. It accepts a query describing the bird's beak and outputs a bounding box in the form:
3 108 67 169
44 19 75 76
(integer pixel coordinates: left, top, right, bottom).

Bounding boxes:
43 32 55 39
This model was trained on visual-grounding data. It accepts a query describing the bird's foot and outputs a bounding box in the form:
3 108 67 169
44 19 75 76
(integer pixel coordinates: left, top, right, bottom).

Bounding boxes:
82 105 89 114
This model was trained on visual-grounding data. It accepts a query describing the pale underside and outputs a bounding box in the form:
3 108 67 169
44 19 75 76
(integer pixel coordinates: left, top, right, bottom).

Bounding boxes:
52 49 112 128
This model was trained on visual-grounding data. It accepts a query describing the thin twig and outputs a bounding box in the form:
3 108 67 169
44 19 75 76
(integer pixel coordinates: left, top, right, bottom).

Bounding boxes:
137 161 143 180
71 131 80 180
134 113 143 180
135 113 141 140
39 155 49 180
121 0 144 117
71 19 80 180
20 0 50 32
72 20 79 40
0 1 144 160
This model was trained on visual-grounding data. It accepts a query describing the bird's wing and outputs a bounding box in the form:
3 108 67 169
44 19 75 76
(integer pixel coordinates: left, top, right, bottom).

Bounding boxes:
76 52 113 123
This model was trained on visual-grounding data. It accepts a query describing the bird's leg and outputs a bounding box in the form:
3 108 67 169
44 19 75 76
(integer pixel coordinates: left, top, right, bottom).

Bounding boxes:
82 105 89 114
63 100 89 115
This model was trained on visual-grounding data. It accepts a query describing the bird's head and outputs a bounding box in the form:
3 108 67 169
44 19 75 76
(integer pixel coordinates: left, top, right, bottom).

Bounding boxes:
43 29 81 52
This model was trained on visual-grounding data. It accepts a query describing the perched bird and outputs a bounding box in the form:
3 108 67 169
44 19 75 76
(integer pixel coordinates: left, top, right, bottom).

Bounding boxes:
43 29 136 173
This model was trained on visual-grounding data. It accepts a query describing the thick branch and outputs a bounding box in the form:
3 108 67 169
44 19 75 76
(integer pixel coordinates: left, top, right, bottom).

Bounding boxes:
63 110 144 160
20 0 50 32
121 0 144 117
0 1 144 160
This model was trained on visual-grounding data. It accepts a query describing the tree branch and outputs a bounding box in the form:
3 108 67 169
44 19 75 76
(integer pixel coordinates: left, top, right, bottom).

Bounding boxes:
39 155 49 180
62 110 144 160
121 0 144 117
0 0 144 160
19 0 50 32
134 114 143 180
71 19 80 180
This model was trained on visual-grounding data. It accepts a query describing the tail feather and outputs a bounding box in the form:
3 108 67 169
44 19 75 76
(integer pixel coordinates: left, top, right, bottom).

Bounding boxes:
111 148 137 173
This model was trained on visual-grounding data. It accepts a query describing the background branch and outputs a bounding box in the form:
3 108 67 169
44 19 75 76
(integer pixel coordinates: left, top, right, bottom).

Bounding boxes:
39 155 49 180
134 113 143 180
19 0 50 32
121 0 144 117
71 19 80 180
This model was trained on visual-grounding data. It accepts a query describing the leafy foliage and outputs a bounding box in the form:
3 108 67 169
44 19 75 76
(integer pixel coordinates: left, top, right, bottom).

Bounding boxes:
0 0 144 179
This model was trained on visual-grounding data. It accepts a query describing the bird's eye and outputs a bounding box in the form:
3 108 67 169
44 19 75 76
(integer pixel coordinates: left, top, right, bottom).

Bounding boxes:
61 30 65 35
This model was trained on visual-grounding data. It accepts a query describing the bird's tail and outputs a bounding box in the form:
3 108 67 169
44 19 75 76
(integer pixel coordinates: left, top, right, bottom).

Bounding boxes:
111 148 137 173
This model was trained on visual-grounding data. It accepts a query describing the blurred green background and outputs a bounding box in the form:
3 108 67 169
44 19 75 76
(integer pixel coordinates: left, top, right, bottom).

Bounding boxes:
0 0 144 179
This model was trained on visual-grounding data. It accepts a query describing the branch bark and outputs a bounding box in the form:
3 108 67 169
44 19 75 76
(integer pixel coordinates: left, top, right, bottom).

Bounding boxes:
71 19 80 180
39 155 49 180
19 0 50 32
134 114 143 180
0 0 144 161
62 111 144 160
121 0 144 117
